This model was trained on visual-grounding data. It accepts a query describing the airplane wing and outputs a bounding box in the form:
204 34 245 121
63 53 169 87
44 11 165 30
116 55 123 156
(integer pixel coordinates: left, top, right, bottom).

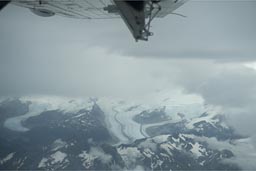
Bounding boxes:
11 0 119 19
9 0 188 41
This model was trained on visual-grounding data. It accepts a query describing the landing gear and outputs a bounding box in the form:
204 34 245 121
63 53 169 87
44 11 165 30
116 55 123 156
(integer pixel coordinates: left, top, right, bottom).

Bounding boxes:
141 0 162 40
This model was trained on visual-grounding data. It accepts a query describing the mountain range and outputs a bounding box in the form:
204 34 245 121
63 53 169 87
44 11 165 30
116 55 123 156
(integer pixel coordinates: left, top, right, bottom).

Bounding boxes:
0 96 251 170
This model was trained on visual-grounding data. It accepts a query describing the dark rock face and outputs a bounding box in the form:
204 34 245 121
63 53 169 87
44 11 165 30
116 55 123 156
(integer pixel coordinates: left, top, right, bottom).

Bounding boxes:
133 107 169 124
0 99 242 170
0 99 29 125
24 103 113 143
117 134 240 171
146 113 243 141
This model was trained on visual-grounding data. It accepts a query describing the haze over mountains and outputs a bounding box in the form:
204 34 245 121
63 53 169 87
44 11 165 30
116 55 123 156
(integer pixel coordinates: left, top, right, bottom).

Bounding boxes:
0 96 255 170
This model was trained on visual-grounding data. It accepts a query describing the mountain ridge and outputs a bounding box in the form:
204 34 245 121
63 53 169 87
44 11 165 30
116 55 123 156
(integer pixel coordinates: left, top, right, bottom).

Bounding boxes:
0 97 249 170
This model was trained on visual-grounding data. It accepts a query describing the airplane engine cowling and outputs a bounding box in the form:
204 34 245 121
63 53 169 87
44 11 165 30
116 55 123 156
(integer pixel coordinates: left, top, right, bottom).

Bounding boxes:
30 8 55 17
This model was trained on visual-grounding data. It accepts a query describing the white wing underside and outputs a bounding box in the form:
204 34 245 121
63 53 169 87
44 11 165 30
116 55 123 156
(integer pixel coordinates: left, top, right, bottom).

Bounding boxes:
12 0 187 19
11 0 187 41
12 0 119 19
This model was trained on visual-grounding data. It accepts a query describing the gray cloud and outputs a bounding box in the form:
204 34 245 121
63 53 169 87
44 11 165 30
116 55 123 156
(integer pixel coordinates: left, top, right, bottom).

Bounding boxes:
194 136 256 170
1 1 256 61
174 62 256 147
178 64 256 108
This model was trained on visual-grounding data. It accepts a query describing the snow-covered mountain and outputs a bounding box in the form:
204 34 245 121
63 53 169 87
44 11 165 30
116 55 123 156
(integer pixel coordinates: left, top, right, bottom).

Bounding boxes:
0 96 252 170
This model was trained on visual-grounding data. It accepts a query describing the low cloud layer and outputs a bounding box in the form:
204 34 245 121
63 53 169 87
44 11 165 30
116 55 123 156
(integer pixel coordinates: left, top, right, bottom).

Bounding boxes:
175 62 256 140
195 136 256 170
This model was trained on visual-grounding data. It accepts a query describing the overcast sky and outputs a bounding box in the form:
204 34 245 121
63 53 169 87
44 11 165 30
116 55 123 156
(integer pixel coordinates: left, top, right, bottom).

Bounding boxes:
1 1 256 165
